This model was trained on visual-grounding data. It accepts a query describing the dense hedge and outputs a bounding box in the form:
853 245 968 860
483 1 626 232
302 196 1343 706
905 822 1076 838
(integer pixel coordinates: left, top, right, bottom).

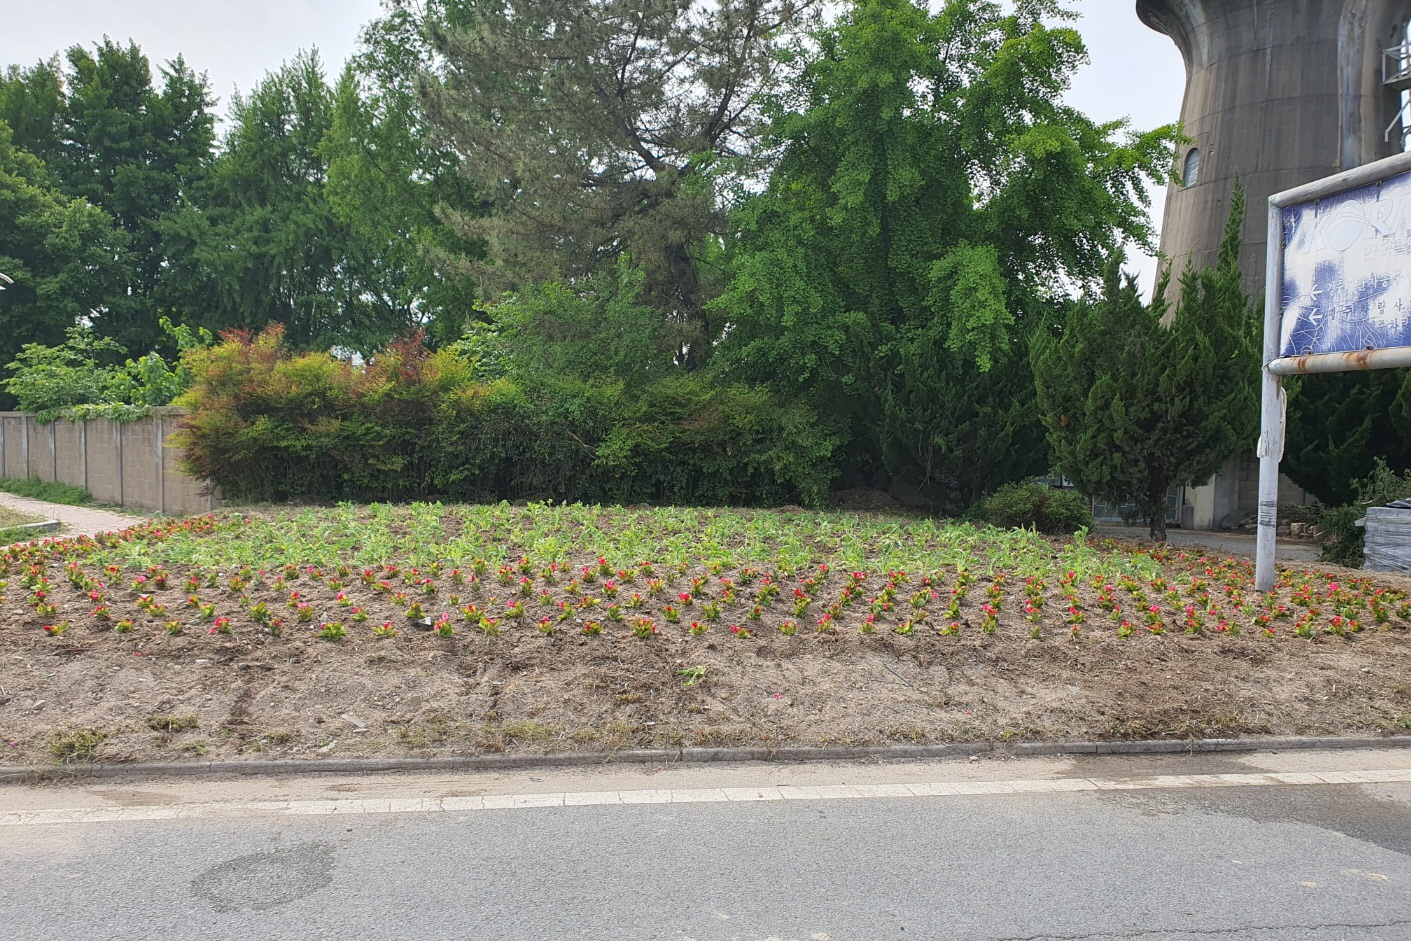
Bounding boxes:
967 481 1094 535
173 326 838 507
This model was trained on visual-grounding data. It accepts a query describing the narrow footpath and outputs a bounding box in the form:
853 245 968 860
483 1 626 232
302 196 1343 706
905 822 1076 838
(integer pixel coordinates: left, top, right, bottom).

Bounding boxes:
0 492 146 542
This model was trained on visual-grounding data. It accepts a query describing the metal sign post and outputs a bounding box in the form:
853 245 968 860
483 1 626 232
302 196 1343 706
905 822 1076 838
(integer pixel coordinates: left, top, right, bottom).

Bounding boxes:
1256 150 1411 591
1255 202 1286 592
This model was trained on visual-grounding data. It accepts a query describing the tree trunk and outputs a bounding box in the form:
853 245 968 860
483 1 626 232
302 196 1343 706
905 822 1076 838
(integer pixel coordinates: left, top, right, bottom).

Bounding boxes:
1149 510 1167 543
1148 480 1169 542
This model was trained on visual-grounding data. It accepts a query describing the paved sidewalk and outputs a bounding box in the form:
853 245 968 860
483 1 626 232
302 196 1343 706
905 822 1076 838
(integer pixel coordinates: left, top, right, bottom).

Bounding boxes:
0 491 146 541
1095 524 1321 561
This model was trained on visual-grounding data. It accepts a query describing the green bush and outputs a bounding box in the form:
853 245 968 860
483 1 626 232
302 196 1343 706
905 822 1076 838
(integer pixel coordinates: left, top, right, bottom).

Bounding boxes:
174 326 838 507
969 482 1093 535
1313 458 1411 567
4 319 211 423
588 373 837 508
0 477 91 505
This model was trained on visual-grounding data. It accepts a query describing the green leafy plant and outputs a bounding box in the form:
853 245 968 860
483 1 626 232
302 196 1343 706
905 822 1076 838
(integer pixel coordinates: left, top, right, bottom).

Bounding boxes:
1312 458 1411 567
49 727 107 762
677 666 707 687
969 482 1093 535
317 621 347 641
4 319 211 423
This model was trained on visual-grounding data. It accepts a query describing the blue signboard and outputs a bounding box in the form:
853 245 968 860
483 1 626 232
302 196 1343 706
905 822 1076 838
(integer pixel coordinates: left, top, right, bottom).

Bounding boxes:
1280 168 1411 357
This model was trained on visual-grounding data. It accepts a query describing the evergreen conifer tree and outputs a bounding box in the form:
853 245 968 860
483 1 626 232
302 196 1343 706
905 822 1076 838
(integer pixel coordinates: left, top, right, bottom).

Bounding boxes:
1033 189 1260 540
1281 370 1411 505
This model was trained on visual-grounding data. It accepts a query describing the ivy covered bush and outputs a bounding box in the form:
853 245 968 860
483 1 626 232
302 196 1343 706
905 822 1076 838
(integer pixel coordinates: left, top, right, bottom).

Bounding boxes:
174 326 838 507
3 319 211 422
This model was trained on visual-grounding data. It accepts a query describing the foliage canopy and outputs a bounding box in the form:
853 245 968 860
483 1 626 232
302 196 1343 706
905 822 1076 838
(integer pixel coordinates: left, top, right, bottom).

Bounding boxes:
713 0 1175 510
1032 190 1261 540
421 0 821 366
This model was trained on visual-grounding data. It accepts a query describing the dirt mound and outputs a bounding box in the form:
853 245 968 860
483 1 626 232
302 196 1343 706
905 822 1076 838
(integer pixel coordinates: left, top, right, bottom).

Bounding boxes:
830 489 902 512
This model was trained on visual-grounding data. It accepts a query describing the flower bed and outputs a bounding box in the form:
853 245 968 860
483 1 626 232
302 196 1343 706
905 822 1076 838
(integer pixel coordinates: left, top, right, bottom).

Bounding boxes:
7 505 1407 643
2 504 1410 766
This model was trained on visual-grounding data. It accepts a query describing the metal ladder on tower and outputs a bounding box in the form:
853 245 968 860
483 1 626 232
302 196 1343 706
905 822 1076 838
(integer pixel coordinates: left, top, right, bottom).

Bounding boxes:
1384 38 1411 143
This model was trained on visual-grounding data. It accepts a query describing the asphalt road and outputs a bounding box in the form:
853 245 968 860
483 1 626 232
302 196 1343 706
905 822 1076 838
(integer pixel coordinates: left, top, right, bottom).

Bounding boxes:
4 752 1411 941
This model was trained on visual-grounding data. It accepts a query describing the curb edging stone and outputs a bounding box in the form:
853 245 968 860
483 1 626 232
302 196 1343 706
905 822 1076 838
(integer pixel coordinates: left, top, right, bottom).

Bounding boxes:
2 518 61 544
3 735 1409 784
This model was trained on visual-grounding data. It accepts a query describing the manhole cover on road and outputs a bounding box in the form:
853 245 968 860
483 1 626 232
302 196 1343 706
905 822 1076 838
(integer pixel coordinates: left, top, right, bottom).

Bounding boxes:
191 842 335 911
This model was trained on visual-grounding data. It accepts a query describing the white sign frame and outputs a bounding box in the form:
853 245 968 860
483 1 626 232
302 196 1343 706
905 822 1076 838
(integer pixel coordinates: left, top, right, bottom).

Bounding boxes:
1256 150 1411 591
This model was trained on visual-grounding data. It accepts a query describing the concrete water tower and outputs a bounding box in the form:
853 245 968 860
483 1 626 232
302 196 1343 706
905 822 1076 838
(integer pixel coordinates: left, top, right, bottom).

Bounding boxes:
1138 0 1411 295
1137 0 1411 530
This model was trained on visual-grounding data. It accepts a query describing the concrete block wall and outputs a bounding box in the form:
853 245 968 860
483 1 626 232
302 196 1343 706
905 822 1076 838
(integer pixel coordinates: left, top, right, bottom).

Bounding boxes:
85 419 122 506
0 409 219 516
0 414 26 480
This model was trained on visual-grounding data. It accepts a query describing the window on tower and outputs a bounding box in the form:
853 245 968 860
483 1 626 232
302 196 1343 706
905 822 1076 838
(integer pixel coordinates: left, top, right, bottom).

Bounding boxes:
1183 148 1202 186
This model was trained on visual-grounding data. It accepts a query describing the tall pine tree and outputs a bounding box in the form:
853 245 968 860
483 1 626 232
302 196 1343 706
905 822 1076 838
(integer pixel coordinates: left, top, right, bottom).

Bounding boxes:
420 0 821 366
1032 190 1260 540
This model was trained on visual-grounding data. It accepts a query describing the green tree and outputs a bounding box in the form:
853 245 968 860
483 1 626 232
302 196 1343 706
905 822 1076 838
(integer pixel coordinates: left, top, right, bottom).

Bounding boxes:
420 0 820 366
1281 370 1411 505
172 52 364 350
321 4 484 348
1 41 216 352
0 121 128 397
0 56 66 170
1032 192 1260 540
714 0 1174 510
485 259 678 386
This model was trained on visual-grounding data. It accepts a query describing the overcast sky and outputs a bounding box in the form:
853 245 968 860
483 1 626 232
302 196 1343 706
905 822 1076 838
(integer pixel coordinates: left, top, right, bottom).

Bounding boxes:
0 0 1186 288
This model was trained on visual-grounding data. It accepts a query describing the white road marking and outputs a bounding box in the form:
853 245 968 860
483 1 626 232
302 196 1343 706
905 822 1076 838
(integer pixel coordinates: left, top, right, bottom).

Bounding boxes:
4 768 1410 827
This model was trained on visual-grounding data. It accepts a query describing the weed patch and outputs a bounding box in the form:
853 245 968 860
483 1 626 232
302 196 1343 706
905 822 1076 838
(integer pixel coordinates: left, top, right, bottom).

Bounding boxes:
48 727 107 762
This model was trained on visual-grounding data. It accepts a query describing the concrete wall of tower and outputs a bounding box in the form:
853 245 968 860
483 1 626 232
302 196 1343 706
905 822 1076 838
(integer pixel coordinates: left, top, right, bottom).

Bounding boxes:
1136 0 1409 530
1137 0 1407 296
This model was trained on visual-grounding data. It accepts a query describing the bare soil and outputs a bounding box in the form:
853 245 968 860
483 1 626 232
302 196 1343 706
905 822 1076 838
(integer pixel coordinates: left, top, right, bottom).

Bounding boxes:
4 578 1411 770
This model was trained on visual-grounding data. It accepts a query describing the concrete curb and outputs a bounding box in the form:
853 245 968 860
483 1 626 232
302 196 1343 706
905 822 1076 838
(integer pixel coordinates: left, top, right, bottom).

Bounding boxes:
1 518 61 543
4 735 1409 784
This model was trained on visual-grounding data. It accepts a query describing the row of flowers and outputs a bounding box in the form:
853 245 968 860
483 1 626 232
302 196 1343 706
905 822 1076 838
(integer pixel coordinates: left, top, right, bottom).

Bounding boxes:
3 522 1407 643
